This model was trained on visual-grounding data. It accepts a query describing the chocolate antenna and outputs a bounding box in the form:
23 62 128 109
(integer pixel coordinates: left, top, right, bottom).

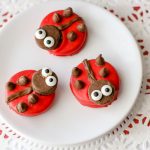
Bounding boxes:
83 59 97 83
7 87 33 103
57 17 81 31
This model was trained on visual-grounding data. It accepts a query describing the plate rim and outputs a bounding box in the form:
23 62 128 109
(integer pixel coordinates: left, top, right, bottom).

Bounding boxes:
0 0 143 145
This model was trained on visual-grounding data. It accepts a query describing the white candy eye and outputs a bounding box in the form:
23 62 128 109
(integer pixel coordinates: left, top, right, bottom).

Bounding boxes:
44 36 55 48
35 29 46 39
45 76 57 86
101 85 113 96
41 67 53 77
91 90 102 101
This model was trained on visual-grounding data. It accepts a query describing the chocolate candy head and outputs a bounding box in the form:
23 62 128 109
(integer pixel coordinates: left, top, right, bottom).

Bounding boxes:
32 67 58 95
35 25 62 50
88 80 115 105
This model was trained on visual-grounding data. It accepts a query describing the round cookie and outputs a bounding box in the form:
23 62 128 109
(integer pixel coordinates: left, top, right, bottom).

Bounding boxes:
34 7 87 56
6 68 58 116
70 55 120 108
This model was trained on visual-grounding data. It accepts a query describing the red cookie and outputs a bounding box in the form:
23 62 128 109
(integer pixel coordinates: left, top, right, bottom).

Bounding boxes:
34 7 87 56
6 67 58 116
70 55 120 108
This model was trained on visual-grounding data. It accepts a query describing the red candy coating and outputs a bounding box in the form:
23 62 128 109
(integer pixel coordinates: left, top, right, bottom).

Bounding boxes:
70 59 120 108
40 10 87 56
6 70 55 116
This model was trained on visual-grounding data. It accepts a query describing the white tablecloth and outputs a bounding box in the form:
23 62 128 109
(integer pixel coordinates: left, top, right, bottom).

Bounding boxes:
0 0 150 149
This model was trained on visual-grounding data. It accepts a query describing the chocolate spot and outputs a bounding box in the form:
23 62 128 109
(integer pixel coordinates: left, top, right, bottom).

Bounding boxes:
99 68 109 77
7 82 16 91
96 54 105 66
16 102 28 113
63 7 73 17
72 67 82 77
52 13 61 23
74 80 84 89
28 94 38 104
77 23 86 32
17 76 29 86
67 31 77 41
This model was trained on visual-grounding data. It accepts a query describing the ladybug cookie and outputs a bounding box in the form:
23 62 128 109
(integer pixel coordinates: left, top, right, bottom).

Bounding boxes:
6 67 58 116
70 55 120 108
35 7 87 56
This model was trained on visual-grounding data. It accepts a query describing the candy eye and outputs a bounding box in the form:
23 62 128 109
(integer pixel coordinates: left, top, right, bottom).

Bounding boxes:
35 29 46 39
45 76 57 86
44 36 55 48
41 67 53 77
101 85 113 96
91 90 102 101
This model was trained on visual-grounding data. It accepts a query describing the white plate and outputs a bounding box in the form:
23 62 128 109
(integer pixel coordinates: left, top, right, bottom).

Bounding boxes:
0 0 142 145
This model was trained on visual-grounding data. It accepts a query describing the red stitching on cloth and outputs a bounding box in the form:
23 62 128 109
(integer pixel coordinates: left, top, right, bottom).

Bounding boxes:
123 130 129 135
143 51 149 56
140 45 144 49
148 121 150 126
128 124 133 128
2 12 9 16
133 6 141 11
3 19 8 23
140 12 143 16
123 114 150 135
145 78 150 94
109 9 114 13
137 39 149 56
142 117 147 124
132 13 138 20
4 134 9 139
137 39 144 43
0 130 2 135
10 14 13 18
126 6 144 23
146 85 150 89
145 92 150 94
133 118 139 124
0 11 13 27
0 128 9 139
147 79 150 83
121 17 125 22
104 6 145 25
